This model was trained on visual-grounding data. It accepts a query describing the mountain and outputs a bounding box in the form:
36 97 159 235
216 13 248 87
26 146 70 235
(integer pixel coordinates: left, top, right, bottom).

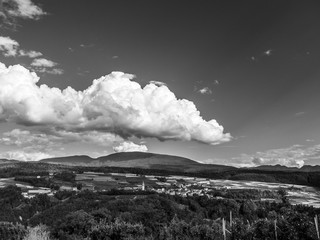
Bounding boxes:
252 164 299 171
0 159 18 164
252 164 320 172
40 152 235 172
40 155 93 165
300 165 320 172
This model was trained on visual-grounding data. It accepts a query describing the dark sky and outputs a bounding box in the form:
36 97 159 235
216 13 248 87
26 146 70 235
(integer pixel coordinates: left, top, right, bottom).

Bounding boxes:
1 0 320 166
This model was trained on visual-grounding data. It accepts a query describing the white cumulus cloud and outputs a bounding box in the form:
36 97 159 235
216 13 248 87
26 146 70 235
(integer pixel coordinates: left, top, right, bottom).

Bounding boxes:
0 62 231 145
114 141 148 153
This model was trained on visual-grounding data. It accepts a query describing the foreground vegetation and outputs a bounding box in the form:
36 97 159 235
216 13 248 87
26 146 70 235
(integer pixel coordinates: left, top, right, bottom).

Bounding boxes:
1 185 320 240
1 162 320 239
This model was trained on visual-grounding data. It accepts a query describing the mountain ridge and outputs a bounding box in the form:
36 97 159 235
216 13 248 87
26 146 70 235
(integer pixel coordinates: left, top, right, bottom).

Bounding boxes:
39 152 235 172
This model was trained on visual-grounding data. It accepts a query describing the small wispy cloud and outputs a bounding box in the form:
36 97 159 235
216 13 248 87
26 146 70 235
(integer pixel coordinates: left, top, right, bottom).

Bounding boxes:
31 58 57 68
263 49 273 56
0 36 62 74
0 128 123 161
113 141 148 153
0 0 46 28
233 144 320 168
0 36 44 58
0 150 53 161
45 68 64 75
19 49 42 58
30 58 64 75
5 0 46 19
149 80 167 86
0 36 19 56
80 43 94 48
295 111 305 117
198 87 212 95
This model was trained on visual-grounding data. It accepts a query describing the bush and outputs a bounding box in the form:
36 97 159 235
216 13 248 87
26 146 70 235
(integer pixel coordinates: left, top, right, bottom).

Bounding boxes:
23 224 51 240
0 221 26 240
89 218 146 240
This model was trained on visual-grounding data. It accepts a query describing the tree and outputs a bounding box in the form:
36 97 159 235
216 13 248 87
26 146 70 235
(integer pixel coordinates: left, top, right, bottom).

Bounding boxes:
90 208 112 222
277 188 289 204
0 185 23 208
76 183 83 191
253 219 274 240
54 210 96 239
31 194 52 212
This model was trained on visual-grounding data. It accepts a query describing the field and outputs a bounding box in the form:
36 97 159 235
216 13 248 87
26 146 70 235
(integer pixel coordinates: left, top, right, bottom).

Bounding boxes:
209 179 320 208
1 172 320 207
75 172 320 208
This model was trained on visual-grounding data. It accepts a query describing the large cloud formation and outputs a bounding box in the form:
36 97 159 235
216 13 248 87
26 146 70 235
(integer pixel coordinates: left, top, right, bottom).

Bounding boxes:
0 62 231 144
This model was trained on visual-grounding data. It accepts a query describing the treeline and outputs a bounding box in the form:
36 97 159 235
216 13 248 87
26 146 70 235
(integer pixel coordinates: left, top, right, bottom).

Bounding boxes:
1 185 320 239
208 188 278 200
72 165 320 188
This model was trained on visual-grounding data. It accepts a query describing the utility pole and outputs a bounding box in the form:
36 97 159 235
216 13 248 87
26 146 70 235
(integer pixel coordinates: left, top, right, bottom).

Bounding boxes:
274 220 278 240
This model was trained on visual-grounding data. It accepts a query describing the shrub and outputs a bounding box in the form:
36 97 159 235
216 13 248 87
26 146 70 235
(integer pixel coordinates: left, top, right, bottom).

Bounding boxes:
0 221 26 240
23 224 51 240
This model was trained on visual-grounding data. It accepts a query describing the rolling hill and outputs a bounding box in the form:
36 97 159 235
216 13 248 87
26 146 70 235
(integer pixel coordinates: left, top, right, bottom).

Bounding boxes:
40 152 236 172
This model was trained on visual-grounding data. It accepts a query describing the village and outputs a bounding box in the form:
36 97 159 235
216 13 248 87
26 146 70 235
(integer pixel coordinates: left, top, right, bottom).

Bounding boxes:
1 171 244 199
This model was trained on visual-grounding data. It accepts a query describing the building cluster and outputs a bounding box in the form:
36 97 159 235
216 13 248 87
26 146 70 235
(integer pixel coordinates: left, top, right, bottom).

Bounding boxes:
143 175 220 198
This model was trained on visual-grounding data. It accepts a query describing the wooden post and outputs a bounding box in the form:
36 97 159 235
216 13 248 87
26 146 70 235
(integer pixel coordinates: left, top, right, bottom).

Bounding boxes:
315 215 320 240
230 211 233 228
222 218 226 240
274 219 278 240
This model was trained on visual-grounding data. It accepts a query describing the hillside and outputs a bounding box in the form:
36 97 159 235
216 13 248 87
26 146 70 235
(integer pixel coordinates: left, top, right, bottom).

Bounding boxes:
40 155 93 165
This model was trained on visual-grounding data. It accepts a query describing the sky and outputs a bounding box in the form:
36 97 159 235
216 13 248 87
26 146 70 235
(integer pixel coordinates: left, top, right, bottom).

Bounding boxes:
0 0 320 167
